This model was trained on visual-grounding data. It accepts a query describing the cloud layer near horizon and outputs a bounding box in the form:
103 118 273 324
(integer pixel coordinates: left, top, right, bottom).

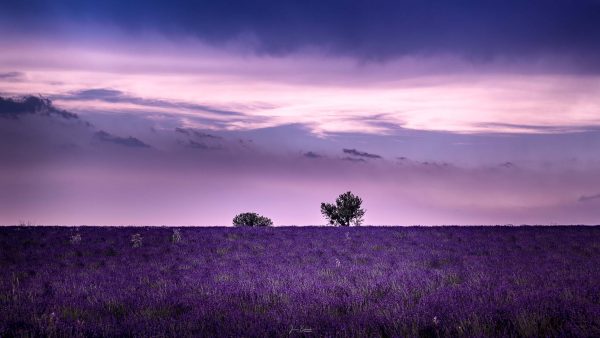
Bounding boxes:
1 96 600 226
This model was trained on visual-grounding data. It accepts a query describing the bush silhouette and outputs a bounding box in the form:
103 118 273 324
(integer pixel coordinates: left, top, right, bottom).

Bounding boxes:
321 191 365 226
233 212 273 227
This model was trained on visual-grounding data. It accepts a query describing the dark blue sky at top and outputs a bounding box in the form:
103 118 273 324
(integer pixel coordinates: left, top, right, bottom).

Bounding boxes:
2 0 600 65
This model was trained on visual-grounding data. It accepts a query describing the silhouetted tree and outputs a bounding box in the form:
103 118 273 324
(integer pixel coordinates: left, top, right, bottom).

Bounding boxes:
321 191 365 226
233 212 273 226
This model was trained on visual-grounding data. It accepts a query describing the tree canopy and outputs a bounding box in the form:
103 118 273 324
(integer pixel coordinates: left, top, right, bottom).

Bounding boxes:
320 191 365 226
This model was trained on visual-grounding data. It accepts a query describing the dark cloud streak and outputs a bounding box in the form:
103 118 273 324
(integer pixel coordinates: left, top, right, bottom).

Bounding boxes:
0 71 23 80
303 151 322 159
578 194 600 203
94 130 151 148
0 96 78 120
343 148 381 159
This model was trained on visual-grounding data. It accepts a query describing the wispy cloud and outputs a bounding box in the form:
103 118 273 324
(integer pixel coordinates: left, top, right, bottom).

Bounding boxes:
175 127 221 139
476 122 598 134
56 88 245 117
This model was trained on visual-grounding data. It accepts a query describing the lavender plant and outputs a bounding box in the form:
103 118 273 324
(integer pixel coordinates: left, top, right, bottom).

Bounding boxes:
171 228 182 244
69 232 82 245
0 226 598 337
130 233 142 248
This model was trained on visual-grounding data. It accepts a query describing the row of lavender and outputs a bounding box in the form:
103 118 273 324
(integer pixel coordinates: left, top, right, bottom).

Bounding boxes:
1 226 599 337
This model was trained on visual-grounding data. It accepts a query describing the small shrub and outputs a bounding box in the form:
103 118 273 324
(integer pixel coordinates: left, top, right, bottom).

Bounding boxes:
232 212 273 227
131 233 143 248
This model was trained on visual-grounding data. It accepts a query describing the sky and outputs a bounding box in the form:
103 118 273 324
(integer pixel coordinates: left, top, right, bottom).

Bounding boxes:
1 0 600 225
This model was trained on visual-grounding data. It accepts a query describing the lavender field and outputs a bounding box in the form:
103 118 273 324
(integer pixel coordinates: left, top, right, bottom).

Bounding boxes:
1 226 599 337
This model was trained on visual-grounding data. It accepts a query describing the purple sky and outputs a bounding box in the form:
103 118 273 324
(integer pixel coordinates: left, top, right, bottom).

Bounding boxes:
1 0 600 225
